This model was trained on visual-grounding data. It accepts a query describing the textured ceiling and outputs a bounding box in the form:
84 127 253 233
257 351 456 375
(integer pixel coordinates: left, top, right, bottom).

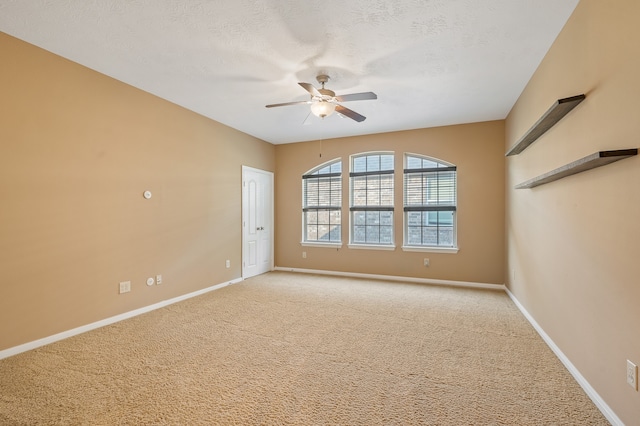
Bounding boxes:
0 0 579 144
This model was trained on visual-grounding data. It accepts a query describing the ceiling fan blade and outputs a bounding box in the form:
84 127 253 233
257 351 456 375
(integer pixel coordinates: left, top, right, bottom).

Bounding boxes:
298 82 322 97
334 92 377 102
265 100 310 108
335 105 366 122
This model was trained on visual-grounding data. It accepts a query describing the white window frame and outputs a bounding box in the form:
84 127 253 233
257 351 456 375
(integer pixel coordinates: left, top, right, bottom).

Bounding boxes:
301 158 343 248
402 153 458 253
348 152 396 250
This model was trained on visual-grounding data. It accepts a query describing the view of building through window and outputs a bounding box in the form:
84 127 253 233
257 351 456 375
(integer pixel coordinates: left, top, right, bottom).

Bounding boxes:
404 154 457 247
302 152 457 249
302 160 342 243
350 153 394 245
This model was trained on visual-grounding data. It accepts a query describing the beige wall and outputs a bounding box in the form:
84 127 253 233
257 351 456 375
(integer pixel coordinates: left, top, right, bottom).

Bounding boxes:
505 0 640 422
5 3 634 418
275 122 505 285
0 33 275 351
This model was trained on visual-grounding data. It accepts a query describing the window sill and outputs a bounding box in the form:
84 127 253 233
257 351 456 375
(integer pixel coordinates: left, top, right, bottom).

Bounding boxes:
348 243 396 251
301 242 343 248
402 245 459 254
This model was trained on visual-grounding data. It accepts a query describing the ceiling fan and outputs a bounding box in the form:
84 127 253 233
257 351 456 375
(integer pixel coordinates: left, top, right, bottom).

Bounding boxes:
266 74 377 122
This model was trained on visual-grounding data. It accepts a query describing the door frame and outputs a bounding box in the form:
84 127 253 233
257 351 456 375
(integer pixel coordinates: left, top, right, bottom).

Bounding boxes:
241 166 274 279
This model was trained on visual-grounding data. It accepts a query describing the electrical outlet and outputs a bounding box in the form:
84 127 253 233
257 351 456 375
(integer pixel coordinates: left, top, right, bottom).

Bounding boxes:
627 360 638 390
423 258 430 267
156 274 162 285
225 260 230 268
119 281 131 294
302 251 307 259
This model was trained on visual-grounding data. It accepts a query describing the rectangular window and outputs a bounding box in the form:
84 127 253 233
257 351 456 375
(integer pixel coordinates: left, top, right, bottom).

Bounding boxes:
350 153 394 246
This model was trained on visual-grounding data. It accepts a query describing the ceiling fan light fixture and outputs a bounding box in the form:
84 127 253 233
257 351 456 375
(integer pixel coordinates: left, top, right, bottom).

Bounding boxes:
310 100 336 118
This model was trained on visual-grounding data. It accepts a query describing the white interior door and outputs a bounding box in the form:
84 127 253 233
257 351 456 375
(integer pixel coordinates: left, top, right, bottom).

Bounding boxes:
242 166 273 279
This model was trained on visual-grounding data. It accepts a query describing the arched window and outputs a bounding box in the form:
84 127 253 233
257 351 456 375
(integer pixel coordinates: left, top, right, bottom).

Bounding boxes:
302 159 342 243
404 154 457 248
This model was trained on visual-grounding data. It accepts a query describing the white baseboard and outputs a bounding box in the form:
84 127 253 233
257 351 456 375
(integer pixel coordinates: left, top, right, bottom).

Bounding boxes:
274 266 505 291
504 288 622 426
0 277 243 361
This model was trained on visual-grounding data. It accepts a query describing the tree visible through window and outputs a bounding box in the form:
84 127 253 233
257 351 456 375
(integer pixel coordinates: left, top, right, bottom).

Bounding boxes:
404 154 457 248
350 153 394 245
302 159 342 243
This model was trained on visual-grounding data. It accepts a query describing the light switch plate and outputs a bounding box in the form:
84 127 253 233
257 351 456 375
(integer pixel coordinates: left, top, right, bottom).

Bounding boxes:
627 360 638 390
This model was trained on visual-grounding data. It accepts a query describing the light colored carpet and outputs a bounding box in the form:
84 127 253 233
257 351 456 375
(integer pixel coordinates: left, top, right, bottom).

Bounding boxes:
0 271 608 425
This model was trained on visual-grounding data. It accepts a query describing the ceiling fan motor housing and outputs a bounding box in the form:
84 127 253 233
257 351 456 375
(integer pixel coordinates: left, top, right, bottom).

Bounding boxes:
317 88 336 100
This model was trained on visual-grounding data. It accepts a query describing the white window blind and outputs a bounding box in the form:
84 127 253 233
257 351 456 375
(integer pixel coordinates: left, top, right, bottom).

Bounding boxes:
404 155 457 248
302 160 342 243
350 153 394 245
